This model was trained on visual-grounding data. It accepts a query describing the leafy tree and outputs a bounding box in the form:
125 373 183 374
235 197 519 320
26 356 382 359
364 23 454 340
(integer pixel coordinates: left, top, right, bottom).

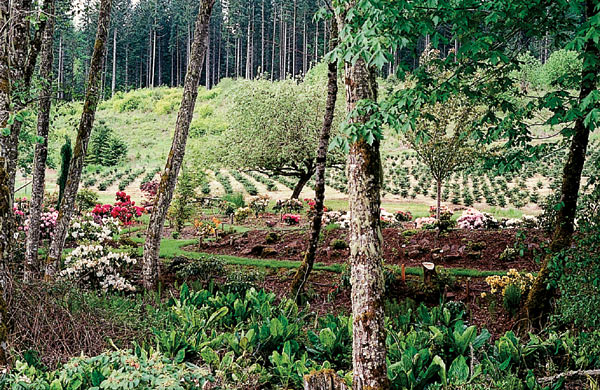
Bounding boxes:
217 64 344 198
540 49 582 89
405 48 480 219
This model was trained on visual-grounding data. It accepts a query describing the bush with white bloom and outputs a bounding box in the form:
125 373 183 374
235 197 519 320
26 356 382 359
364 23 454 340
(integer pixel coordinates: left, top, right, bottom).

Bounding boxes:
60 244 137 292
68 215 121 243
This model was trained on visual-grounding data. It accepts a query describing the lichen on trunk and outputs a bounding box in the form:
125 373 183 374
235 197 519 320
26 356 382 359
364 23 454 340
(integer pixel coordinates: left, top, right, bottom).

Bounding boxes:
337 3 388 386
46 0 113 275
25 0 56 280
142 0 216 290
290 19 339 300
524 0 599 324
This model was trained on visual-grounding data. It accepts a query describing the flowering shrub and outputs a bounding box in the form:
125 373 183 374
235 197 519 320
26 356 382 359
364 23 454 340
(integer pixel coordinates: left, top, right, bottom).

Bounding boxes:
429 205 452 219
483 268 535 298
60 244 137 292
322 210 350 229
380 209 395 225
35 209 59 240
13 197 29 236
457 208 486 229
395 210 413 222
456 208 499 230
274 198 303 213
234 206 253 222
194 217 221 237
140 179 159 208
282 214 300 225
249 194 270 215
415 217 437 229
91 192 144 225
69 215 121 243
304 198 328 218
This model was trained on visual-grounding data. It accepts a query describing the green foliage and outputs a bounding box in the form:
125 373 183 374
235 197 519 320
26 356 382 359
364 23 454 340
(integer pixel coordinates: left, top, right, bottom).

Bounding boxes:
75 188 99 212
86 121 128 167
216 76 344 182
540 49 581 89
168 167 199 232
5 349 211 389
222 192 245 209
331 239 349 250
503 284 522 316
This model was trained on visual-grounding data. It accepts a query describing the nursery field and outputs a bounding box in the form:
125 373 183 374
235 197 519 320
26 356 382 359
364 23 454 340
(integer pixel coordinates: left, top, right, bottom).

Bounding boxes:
15 85 600 217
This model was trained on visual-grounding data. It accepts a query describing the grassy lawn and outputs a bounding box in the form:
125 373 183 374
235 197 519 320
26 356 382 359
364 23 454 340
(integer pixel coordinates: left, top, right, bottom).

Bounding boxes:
127 236 523 278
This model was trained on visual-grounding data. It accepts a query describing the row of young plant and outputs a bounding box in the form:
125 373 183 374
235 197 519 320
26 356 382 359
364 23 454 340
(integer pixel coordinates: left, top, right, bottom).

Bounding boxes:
229 170 258 195
5 280 599 389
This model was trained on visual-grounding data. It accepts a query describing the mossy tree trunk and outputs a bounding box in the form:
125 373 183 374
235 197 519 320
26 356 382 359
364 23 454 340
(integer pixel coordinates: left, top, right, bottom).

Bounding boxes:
142 0 216 290
336 5 388 389
46 0 113 276
524 0 600 323
24 0 56 281
290 19 338 301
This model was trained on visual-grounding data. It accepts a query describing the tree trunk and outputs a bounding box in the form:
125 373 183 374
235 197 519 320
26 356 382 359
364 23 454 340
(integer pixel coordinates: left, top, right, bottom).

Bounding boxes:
0 1 11 367
292 0 296 76
58 36 63 99
524 0 599 323
142 0 215 291
271 6 276 81
261 0 265 73
304 369 348 390
46 0 113 276
1 0 50 265
336 4 388 389
291 171 312 199
0 3 12 274
205 28 210 88
290 19 338 301
436 178 441 220
111 28 116 97
25 0 56 281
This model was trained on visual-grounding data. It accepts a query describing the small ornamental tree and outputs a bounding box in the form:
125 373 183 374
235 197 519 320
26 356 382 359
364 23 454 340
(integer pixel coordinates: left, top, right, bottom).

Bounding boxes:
405 49 480 220
408 97 479 220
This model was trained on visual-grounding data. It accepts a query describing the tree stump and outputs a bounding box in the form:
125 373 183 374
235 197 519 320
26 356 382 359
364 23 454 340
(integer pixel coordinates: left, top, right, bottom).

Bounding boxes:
304 369 348 390
422 262 436 287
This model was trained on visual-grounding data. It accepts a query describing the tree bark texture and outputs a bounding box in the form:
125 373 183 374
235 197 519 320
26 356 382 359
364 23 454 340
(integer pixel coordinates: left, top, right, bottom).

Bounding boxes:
337 4 388 389
46 0 113 276
25 0 56 281
290 19 338 301
142 0 216 290
290 170 313 199
524 0 599 322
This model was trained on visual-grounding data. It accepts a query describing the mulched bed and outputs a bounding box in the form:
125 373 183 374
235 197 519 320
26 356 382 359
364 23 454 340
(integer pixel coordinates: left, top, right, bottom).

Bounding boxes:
194 226 548 272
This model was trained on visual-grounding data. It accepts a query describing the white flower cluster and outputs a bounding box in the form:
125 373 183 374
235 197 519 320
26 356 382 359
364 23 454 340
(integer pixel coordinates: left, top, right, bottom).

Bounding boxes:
380 209 395 224
322 210 350 229
60 244 137 292
69 216 121 243
502 215 538 229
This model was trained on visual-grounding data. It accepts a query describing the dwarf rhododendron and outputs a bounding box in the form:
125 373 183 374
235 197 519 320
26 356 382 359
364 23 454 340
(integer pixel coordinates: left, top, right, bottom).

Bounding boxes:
91 192 144 225
415 217 437 229
60 244 136 292
282 214 300 225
